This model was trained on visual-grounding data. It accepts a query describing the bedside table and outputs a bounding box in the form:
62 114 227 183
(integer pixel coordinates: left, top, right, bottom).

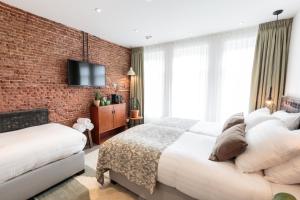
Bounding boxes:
129 116 144 127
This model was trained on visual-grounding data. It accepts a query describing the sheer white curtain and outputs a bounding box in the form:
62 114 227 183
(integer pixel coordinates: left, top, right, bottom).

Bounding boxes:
144 27 257 122
172 44 209 120
144 47 165 121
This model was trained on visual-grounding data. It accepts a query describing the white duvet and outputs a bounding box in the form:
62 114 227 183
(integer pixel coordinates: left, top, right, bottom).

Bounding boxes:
158 132 273 200
158 131 300 200
0 123 86 184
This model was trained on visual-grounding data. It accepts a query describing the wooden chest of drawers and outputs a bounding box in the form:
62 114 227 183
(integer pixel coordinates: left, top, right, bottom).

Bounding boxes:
90 103 126 144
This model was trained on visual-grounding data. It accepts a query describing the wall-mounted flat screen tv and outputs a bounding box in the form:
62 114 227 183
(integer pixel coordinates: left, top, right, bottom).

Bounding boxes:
67 59 105 87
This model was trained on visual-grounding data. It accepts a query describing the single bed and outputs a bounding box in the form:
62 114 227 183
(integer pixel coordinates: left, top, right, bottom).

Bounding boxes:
0 109 86 200
98 96 300 200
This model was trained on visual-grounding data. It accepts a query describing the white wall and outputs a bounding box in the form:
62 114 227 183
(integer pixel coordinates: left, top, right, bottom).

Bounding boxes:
286 11 300 98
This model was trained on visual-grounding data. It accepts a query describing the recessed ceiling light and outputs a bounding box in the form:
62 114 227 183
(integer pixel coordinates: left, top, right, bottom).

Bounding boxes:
95 8 102 13
145 35 152 40
133 29 139 33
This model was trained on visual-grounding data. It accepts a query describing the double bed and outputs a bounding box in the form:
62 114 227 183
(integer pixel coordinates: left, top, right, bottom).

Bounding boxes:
97 96 300 200
0 109 86 200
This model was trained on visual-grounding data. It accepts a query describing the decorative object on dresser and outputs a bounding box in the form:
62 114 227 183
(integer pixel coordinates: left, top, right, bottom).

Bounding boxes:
100 96 112 106
91 103 126 144
94 91 101 107
111 94 123 104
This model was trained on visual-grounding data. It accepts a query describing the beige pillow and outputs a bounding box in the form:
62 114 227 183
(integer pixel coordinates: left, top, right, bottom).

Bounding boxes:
209 123 247 161
222 113 244 132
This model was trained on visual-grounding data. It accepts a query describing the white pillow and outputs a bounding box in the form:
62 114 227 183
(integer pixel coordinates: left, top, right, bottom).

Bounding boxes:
245 107 276 130
250 107 271 115
272 110 300 130
235 120 300 173
264 154 300 184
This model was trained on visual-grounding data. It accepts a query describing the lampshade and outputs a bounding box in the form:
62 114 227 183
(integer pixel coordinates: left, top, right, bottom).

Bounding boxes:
127 67 136 76
265 99 274 106
265 86 274 106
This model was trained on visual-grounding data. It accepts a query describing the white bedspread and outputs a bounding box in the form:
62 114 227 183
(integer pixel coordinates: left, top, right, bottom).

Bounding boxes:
0 123 86 184
188 121 222 137
158 132 273 200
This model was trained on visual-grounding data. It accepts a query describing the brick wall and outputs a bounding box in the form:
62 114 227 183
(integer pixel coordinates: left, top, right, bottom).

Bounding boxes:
0 2 131 126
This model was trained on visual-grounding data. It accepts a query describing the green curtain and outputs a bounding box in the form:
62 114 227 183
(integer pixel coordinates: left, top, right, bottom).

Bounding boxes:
249 18 293 111
130 47 144 117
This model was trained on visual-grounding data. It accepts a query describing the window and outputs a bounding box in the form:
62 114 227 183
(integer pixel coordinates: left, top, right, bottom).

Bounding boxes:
144 27 257 122
172 45 208 120
220 38 256 122
144 49 165 121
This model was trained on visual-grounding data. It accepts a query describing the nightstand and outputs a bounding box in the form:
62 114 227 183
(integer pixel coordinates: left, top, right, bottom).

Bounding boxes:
129 116 144 127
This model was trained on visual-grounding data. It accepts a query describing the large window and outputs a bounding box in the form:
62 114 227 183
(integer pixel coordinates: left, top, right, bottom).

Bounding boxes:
144 27 257 122
144 49 165 121
172 45 209 120
220 38 256 122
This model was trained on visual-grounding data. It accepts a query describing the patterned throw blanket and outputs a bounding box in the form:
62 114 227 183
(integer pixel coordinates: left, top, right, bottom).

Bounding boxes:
96 118 197 194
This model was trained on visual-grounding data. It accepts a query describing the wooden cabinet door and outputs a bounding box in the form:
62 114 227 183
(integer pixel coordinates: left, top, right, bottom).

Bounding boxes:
98 105 114 133
113 103 126 128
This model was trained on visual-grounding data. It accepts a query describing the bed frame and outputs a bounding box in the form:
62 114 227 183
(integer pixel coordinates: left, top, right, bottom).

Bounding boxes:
0 109 85 200
280 96 300 113
109 96 300 200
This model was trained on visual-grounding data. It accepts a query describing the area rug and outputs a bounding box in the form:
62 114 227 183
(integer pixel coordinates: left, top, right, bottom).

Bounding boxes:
34 149 138 200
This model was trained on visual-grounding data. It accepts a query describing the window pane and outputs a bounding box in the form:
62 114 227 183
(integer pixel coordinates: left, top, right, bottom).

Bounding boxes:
220 38 256 122
144 50 165 121
172 45 208 120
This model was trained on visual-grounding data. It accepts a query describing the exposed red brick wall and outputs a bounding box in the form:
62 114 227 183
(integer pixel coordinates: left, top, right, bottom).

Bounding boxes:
0 2 131 126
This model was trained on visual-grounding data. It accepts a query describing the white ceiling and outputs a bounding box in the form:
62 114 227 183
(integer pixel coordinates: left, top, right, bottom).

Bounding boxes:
3 0 300 48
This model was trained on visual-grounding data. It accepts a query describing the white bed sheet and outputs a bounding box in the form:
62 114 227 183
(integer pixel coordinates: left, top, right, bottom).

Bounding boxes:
158 132 273 200
188 121 222 137
0 123 86 184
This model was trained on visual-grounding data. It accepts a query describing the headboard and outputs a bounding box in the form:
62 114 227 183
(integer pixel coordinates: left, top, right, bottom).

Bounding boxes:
280 96 300 113
0 109 48 133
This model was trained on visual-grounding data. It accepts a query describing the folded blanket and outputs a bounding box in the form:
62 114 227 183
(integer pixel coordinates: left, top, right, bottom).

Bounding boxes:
72 123 86 133
86 122 94 131
77 118 91 126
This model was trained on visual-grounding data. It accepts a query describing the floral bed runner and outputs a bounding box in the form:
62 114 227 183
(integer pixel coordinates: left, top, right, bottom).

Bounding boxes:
96 119 196 194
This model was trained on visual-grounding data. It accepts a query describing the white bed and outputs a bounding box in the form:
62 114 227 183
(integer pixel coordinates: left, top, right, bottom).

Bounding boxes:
158 132 272 200
110 119 300 200
0 123 86 184
158 130 300 200
108 97 300 200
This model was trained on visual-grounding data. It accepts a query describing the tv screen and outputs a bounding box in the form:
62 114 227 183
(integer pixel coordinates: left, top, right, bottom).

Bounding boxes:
67 60 105 87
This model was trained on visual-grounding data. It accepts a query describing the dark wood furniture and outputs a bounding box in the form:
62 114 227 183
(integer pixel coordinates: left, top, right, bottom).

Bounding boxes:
83 129 93 148
129 116 144 127
90 103 126 144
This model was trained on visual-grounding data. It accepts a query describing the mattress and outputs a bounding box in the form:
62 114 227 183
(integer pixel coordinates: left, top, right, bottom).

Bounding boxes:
0 123 86 184
158 132 273 200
